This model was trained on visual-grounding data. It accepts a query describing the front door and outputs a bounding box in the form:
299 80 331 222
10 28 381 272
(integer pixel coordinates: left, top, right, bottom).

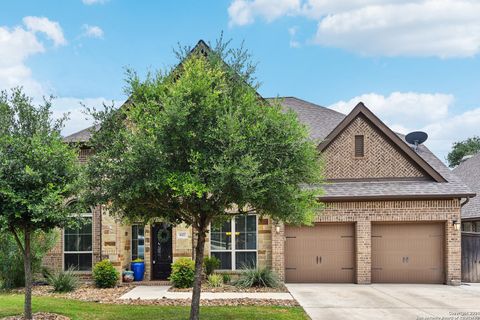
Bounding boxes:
151 223 173 280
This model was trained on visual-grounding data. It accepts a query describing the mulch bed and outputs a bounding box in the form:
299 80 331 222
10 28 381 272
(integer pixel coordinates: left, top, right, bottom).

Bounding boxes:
169 283 289 293
117 298 298 307
9 284 297 307
1 312 70 320
12 285 131 304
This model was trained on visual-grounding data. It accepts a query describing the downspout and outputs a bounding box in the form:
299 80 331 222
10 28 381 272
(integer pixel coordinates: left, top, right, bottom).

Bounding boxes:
460 197 471 207
99 205 102 262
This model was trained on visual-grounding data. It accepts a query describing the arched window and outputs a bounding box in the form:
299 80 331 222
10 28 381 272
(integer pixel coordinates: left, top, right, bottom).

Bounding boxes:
64 203 93 271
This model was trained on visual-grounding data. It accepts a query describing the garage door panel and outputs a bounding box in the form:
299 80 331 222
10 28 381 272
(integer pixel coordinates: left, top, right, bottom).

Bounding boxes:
372 223 445 284
285 223 355 283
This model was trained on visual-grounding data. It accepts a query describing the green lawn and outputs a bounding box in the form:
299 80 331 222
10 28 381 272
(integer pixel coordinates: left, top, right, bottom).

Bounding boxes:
0 294 308 320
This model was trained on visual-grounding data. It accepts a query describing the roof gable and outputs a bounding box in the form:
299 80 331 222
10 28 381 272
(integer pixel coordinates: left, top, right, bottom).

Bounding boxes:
318 102 446 183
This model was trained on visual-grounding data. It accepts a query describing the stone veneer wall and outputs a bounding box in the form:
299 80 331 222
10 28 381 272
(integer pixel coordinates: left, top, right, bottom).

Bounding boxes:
271 199 462 285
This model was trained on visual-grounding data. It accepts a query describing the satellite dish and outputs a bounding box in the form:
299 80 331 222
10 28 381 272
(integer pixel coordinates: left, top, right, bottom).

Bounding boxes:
405 131 428 150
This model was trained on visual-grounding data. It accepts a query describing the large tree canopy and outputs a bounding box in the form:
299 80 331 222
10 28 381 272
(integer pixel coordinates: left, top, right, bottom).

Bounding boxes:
0 88 81 319
85 41 323 320
447 136 480 167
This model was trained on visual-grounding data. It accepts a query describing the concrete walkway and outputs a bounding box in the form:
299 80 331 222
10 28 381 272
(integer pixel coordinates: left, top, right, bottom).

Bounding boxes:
120 285 294 300
287 283 480 320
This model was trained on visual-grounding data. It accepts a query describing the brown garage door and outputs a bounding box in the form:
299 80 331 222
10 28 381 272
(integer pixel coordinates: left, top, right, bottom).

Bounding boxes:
372 223 445 284
285 223 355 283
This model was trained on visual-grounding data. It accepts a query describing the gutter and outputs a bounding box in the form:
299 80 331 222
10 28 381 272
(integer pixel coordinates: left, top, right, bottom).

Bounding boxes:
318 193 476 202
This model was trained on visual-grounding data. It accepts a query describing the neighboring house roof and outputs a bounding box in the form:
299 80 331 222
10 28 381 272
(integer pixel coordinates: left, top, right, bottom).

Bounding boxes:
453 153 480 219
273 97 474 201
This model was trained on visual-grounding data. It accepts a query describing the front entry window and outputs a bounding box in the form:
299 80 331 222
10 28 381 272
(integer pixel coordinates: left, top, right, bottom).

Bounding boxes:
132 225 145 260
210 215 257 270
64 215 93 271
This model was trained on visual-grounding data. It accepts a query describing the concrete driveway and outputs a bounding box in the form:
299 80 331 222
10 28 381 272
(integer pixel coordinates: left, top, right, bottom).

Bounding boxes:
287 283 480 320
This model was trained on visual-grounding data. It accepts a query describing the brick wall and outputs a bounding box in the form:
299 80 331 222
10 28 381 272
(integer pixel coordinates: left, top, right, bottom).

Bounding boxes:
42 204 102 278
322 116 427 180
272 199 462 285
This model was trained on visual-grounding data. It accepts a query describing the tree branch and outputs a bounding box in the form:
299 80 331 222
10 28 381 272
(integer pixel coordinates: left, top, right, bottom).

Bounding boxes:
10 225 25 255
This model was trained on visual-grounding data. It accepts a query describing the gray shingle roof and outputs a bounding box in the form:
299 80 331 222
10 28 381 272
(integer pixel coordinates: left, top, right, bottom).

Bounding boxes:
63 125 99 143
272 97 474 200
453 153 480 219
267 97 345 143
65 95 474 200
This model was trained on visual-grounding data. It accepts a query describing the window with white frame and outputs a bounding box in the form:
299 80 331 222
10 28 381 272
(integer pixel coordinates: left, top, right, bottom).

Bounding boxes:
64 212 93 271
131 225 145 260
210 215 257 270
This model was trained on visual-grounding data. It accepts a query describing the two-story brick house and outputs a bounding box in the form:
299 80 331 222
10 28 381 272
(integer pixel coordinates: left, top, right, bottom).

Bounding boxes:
43 42 474 285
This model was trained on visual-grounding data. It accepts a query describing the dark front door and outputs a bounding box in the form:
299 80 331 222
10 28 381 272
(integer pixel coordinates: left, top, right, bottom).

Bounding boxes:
151 223 173 280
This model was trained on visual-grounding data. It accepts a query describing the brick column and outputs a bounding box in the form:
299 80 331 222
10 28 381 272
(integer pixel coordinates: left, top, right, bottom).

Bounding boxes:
356 219 371 284
271 222 285 281
446 212 461 285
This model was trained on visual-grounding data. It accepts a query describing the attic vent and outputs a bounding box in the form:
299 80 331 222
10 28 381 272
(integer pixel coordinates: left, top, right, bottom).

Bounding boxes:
355 135 364 157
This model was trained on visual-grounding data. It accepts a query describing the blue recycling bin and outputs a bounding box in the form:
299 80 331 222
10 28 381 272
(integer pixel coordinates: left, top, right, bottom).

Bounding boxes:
131 261 145 281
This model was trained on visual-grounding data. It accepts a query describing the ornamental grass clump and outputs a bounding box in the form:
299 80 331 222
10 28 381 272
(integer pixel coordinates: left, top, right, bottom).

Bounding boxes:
235 266 280 288
207 274 223 288
47 267 78 293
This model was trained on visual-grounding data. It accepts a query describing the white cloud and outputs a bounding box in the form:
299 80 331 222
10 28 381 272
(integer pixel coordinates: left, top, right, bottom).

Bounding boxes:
0 17 66 96
288 26 300 48
330 92 453 128
52 97 123 136
82 0 108 5
228 0 480 57
0 17 119 137
329 92 480 162
23 16 67 47
82 24 104 39
228 0 301 26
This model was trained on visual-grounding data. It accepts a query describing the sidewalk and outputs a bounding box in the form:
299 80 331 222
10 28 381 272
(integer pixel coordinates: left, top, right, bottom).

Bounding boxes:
120 286 294 300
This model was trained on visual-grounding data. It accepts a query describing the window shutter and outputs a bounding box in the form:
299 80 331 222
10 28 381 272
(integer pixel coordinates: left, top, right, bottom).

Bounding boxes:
355 135 364 157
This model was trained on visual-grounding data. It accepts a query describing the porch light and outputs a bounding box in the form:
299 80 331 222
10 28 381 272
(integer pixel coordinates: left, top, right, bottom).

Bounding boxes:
452 219 460 231
275 225 280 234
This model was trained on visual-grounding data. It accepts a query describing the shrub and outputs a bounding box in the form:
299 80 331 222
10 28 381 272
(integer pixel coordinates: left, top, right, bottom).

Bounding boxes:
47 267 78 293
203 256 220 276
0 231 57 289
92 259 119 288
169 258 195 288
234 266 280 288
207 274 223 288
222 273 231 284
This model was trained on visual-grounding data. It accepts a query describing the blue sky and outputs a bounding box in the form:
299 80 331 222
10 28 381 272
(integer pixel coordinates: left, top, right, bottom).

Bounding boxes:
1 0 480 162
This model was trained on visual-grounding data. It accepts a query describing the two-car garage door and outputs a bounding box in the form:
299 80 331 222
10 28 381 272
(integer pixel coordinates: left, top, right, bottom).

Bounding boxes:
285 222 445 284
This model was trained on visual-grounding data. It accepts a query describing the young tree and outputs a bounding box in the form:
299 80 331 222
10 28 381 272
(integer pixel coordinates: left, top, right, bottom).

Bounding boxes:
84 40 323 320
0 88 80 319
447 136 480 167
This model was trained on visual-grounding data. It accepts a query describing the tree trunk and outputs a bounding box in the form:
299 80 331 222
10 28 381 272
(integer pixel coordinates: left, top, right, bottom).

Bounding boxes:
24 228 33 320
189 220 207 320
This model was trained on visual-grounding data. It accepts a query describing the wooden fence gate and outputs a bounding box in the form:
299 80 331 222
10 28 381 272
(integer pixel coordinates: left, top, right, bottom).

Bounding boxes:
462 232 480 282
